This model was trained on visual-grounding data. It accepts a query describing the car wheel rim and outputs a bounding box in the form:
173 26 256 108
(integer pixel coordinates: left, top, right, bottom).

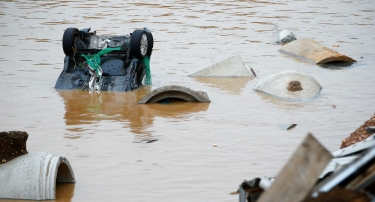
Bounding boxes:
140 33 148 56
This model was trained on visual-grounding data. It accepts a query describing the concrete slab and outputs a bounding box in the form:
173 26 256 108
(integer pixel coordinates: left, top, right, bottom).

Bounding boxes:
253 70 322 100
0 152 75 200
189 54 254 77
279 38 356 64
138 85 210 104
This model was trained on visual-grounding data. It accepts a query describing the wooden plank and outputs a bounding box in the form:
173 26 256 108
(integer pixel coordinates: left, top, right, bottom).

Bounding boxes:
257 134 332 202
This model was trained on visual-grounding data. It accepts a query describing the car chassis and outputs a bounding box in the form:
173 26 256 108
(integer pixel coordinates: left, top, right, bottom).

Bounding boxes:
55 27 153 91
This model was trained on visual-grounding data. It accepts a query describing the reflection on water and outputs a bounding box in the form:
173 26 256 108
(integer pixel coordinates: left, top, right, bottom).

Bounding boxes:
56 183 75 202
193 77 251 95
254 89 321 107
318 61 359 69
0 183 75 202
58 88 209 137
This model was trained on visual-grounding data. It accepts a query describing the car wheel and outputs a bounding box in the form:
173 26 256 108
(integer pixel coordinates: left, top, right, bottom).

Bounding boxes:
129 30 148 59
127 64 138 90
144 29 153 57
62 28 80 55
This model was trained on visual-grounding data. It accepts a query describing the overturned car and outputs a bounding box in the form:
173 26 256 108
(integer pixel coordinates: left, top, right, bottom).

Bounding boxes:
55 27 153 91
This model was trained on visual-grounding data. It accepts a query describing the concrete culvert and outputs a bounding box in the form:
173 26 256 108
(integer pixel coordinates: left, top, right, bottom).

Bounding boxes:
0 152 75 200
279 38 356 64
138 85 210 104
253 70 322 100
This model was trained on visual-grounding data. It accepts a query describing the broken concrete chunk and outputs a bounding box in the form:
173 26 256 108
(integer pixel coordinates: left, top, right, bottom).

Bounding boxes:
340 114 375 149
253 70 322 100
138 85 210 104
273 25 297 44
189 54 254 77
0 131 28 164
279 38 356 64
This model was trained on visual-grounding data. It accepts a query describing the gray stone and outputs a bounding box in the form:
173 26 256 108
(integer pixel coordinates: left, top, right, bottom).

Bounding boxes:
279 38 356 64
138 85 210 104
189 54 254 77
253 70 322 100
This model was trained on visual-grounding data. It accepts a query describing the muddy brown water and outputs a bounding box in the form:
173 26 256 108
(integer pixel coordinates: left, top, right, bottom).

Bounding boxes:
0 0 375 201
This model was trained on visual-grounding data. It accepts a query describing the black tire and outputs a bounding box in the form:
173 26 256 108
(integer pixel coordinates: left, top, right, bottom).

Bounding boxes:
129 30 148 59
62 28 79 55
126 63 137 90
144 30 153 57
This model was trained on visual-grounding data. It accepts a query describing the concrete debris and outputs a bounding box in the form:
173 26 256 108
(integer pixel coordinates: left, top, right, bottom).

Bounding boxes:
341 113 375 149
272 25 297 44
0 152 75 200
189 54 254 77
253 70 322 100
279 38 356 64
138 85 210 104
0 131 28 164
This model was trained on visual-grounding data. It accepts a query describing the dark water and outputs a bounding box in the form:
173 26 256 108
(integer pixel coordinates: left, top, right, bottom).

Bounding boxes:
0 0 374 201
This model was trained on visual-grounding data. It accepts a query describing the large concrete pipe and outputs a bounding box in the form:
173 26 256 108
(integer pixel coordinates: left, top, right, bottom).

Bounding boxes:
138 85 210 104
0 152 75 200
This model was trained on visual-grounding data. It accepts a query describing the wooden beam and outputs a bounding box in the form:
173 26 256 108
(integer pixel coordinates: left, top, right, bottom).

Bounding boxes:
257 134 332 202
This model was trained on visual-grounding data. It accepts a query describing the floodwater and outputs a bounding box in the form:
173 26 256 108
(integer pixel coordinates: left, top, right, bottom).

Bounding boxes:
0 0 374 201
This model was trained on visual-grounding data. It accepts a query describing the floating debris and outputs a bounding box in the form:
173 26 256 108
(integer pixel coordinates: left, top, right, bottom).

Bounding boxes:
287 124 297 130
272 25 297 44
253 70 322 100
279 38 356 64
189 54 254 77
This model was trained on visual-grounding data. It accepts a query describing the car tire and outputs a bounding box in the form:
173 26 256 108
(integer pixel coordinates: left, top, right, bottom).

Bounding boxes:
144 30 153 57
129 29 148 59
62 28 80 55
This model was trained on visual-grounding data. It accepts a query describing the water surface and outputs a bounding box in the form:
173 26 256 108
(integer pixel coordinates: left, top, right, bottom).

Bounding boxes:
0 0 375 201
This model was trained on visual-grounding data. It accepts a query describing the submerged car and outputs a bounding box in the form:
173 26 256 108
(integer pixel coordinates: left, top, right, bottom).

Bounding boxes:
55 27 153 91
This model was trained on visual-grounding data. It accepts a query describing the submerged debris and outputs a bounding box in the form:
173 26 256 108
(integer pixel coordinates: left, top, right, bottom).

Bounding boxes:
279 38 356 64
189 54 254 77
287 124 297 130
253 70 322 100
138 85 210 104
